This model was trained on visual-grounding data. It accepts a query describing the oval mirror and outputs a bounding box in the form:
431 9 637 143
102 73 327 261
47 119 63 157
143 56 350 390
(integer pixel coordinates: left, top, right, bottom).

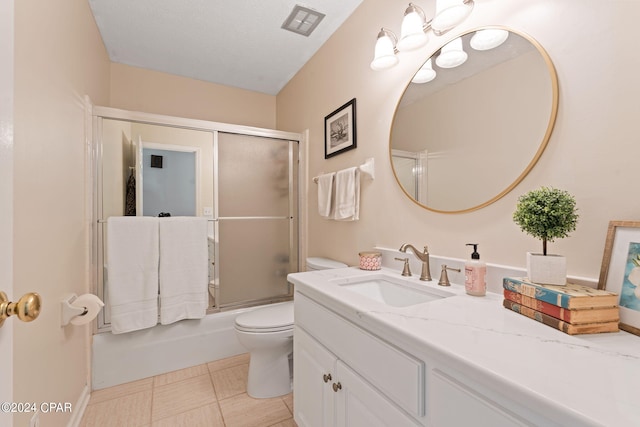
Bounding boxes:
390 27 558 213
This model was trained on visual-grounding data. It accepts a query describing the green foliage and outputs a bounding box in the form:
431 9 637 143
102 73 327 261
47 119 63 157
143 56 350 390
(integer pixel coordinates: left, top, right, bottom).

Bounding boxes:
513 187 579 255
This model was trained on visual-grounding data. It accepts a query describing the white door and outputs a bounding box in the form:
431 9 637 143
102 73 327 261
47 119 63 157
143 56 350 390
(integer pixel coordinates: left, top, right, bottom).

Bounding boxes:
336 361 421 427
0 0 14 424
293 327 336 427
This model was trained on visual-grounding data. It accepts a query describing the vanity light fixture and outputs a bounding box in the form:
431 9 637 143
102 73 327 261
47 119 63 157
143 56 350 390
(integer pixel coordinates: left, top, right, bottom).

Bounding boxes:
435 37 467 68
411 58 436 83
370 28 399 71
431 0 474 36
370 1 474 71
470 29 509 51
397 3 430 52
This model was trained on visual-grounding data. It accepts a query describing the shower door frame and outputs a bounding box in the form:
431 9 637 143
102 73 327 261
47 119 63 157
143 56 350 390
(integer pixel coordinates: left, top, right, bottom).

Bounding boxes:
90 105 305 333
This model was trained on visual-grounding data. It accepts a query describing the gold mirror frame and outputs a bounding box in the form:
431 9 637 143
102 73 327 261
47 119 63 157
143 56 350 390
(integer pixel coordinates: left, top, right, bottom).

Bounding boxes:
389 27 559 214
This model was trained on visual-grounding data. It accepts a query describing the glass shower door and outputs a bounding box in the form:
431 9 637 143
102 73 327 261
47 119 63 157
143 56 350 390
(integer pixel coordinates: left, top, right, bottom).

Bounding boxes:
215 132 298 307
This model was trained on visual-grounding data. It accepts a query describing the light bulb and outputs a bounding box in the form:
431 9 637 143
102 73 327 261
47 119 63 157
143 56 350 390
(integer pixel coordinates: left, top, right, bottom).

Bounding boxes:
470 29 509 50
370 29 399 70
435 37 467 68
412 59 436 83
397 4 428 52
432 0 474 35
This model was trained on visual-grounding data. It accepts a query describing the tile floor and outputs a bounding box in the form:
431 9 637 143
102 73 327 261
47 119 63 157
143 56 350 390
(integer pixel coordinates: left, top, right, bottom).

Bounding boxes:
80 353 297 427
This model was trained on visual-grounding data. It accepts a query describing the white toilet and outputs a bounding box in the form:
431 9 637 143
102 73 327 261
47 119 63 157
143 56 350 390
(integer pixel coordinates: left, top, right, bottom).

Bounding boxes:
234 257 347 398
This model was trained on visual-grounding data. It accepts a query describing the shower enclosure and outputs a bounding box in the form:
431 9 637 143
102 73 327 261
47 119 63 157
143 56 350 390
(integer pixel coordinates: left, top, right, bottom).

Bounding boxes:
92 107 301 332
214 132 298 307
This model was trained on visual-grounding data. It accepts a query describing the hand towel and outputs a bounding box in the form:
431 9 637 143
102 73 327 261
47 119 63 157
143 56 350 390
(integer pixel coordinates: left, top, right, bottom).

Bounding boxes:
107 216 159 334
159 216 209 325
317 172 335 218
333 167 360 221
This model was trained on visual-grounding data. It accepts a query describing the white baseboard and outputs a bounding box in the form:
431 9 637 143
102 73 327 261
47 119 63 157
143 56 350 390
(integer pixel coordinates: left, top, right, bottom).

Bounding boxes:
67 384 90 427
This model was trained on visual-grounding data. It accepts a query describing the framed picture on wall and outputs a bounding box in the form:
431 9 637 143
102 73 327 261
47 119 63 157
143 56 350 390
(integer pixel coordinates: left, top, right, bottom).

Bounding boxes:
598 220 640 336
324 98 357 159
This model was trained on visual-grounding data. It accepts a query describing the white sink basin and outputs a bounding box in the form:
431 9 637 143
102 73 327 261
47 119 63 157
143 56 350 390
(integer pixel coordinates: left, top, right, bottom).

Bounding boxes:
336 275 454 307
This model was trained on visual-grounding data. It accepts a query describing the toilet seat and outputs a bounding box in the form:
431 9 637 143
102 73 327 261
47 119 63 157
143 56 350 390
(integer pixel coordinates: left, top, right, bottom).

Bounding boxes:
235 302 293 333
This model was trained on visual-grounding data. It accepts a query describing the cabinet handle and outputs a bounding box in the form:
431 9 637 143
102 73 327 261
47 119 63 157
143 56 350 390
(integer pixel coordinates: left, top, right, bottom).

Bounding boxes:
332 382 342 392
323 373 332 383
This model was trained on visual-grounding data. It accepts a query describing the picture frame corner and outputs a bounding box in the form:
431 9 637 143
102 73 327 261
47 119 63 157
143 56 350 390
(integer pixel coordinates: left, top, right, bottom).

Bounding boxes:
598 219 640 336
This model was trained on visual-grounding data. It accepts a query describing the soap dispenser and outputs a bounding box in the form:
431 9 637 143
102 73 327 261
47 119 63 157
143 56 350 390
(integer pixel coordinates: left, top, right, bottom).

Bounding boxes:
465 243 486 296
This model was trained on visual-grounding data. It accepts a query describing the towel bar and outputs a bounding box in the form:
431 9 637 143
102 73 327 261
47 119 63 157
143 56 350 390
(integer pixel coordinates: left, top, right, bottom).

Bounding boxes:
313 157 375 183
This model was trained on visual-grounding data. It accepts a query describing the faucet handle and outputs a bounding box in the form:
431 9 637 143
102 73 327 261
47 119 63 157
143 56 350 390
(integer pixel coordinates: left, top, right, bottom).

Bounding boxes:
394 257 412 277
438 264 461 287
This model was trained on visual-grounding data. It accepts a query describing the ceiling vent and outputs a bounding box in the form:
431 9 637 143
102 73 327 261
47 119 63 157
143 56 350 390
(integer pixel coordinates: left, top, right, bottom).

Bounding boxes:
281 5 326 37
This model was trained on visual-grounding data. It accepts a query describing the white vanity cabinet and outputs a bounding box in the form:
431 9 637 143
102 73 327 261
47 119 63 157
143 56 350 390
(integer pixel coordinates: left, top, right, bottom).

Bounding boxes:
294 293 423 427
294 290 563 427
289 268 640 426
294 327 421 427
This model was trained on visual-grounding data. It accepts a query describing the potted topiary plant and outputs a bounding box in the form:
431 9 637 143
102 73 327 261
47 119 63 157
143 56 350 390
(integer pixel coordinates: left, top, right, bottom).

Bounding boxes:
513 187 579 285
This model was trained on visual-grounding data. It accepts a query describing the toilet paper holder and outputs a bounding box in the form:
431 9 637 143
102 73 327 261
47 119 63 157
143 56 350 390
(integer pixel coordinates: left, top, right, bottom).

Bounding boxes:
61 293 102 326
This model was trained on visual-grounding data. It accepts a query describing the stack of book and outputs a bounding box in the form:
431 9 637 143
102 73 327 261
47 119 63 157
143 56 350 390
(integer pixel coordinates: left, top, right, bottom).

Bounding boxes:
502 277 620 335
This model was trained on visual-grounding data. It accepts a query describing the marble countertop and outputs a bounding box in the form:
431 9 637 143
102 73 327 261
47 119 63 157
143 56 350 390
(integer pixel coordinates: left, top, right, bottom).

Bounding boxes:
288 267 640 427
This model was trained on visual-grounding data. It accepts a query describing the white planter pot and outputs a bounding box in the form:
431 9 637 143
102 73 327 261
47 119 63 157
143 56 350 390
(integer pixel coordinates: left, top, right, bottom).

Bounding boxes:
526 252 567 286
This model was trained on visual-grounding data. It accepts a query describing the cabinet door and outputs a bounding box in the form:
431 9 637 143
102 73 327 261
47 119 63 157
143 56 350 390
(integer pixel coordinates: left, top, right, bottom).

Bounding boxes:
294 326 336 427
430 370 531 427
336 361 421 427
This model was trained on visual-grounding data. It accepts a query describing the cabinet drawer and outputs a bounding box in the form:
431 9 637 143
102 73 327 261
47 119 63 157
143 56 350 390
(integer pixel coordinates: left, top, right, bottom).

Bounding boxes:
295 293 425 418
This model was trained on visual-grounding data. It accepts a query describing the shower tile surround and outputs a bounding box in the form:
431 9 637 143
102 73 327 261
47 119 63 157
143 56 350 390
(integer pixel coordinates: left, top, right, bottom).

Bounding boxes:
80 353 296 427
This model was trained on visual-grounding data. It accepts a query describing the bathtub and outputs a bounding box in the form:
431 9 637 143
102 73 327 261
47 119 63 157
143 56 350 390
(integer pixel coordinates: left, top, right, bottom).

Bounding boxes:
91 305 265 390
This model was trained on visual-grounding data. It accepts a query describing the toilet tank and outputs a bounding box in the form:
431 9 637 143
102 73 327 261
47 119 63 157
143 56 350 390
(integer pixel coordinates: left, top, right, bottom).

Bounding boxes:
306 257 348 271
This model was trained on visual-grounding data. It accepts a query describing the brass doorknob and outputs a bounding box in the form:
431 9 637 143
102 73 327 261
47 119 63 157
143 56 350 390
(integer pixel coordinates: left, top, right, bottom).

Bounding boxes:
332 382 342 392
323 373 332 383
0 291 42 327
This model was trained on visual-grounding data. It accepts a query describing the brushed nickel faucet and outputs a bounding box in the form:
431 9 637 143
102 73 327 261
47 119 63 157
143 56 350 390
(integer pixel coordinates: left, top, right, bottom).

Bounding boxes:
394 257 412 277
399 244 432 281
438 265 461 287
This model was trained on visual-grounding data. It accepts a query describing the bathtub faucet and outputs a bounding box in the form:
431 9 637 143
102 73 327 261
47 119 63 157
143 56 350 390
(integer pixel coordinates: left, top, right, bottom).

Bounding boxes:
399 244 432 282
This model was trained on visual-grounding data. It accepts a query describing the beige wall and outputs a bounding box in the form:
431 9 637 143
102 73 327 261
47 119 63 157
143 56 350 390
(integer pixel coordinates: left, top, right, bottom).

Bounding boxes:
13 0 110 426
277 0 640 280
110 63 277 129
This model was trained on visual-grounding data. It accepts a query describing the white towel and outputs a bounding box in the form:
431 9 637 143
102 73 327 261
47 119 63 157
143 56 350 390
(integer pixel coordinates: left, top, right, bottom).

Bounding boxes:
333 167 360 221
317 172 335 218
107 217 159 334
159 217 209 325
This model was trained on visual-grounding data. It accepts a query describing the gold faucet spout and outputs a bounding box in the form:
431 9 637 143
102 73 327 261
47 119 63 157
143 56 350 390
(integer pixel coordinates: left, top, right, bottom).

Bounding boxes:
398 243 432 281
399 244 428 262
